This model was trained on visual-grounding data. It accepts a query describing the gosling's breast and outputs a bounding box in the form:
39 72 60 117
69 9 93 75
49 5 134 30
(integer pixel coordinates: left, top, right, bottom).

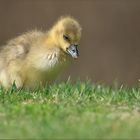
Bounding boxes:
24 50 70 88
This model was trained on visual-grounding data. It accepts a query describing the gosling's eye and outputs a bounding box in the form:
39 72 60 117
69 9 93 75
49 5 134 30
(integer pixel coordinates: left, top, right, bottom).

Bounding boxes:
63 35 70 42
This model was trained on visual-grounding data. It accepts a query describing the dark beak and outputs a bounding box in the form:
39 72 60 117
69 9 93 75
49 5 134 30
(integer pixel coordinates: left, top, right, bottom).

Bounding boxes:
66 45 79 59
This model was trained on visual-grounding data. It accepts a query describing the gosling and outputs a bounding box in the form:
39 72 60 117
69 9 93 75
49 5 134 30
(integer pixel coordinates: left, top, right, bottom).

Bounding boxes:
0 16 82 89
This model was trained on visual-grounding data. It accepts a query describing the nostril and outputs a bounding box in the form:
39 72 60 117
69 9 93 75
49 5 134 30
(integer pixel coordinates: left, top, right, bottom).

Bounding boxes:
72 49 75 53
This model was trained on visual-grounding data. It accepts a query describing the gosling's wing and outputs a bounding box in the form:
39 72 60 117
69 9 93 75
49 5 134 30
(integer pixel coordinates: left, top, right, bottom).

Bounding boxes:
0 30 44 60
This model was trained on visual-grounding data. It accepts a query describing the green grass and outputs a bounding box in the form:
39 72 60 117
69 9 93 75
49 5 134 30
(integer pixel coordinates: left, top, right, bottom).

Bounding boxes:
0 81 140 139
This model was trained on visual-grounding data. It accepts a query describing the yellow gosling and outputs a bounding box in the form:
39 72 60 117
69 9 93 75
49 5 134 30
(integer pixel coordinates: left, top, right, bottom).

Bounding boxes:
0 16 82 89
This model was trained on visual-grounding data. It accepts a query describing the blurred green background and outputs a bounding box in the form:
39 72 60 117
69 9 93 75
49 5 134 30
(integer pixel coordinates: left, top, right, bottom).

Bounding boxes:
0 0 140 86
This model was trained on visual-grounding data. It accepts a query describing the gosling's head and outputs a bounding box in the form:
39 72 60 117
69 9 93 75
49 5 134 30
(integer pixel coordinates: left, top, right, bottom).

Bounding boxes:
50 16 82 59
